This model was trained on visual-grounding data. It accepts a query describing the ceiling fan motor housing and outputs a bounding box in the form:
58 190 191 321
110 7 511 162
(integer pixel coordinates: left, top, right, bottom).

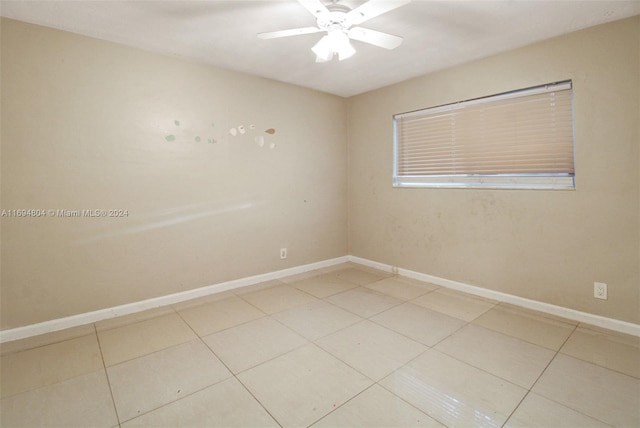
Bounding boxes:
317 3 354 31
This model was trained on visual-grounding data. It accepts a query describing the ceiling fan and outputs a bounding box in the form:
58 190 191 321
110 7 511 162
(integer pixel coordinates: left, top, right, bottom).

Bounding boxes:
258 0 411 62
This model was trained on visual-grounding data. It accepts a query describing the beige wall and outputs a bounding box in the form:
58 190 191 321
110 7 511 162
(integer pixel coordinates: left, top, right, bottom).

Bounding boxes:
348 17 640 324
0 19 348 329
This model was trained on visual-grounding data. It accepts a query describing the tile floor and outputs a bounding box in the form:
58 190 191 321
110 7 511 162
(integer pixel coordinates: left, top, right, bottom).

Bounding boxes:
1 264 639 427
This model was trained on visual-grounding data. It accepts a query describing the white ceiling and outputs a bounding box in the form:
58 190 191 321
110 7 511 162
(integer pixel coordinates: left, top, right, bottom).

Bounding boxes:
1 0 639 97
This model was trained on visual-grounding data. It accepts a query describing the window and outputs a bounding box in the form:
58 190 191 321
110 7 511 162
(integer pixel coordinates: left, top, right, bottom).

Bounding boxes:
393 81 575 189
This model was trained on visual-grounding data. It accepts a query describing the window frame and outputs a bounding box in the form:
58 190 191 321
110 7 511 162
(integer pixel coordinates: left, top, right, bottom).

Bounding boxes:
392 81 575 190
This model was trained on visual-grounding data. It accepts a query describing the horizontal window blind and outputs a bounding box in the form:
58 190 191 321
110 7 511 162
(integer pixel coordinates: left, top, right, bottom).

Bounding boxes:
393 81 575 189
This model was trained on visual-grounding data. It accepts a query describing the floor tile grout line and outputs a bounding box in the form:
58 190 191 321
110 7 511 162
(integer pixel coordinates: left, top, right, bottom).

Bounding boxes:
373 343 529 428
172 293 315 376
430 322 555 383
232 340 313 377
426 312 567 401
92 323 122 427
169 270 484 364
271 300 366 342
249 289 429 386
363 282 436 302
304 382 380 427
221 334 379 427
169 289 240 313
555 325 640 379
0 338 121 402
230 316 430 428
232 281 280 298
494 301 579 327
185 313 270 339
374 363 452 428
427 309 476 349
220 268 399 321
556 352 640 380
500 322 583 427
408 293 498 317
179 280 390 428
427 345 530 391
175 306 285 428
266 311 325 342
539 323 633 427
470 306 577 352
173 309 233 373
114 378 243 425
364 301 468 350
310 338 386 386
363 310 532 428
288 287 358 300
282 281 337 300
233 285 297 316
0 328 95 357
170 308 285 426
312 316 428 355
93 308 202 368
94 306 181 335
99 338 204 370
321 288 407 320
307 337 441 425
372 308 488 392
174 303 290 427
174 295 270 337
232 372 284 427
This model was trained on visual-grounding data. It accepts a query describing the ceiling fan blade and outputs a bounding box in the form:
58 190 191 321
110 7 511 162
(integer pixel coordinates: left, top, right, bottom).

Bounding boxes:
347 0 411 26
296 0 330 18
258 27 322 40
348 27 403 49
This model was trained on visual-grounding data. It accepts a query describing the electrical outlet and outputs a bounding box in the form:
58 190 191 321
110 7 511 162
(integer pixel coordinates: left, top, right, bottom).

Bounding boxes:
280 248 287 259
594 282 607 300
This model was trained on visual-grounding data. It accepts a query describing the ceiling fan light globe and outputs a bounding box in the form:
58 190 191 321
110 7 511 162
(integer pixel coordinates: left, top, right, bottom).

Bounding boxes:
312 35 334 62
336 39 356 60
328 30 356 61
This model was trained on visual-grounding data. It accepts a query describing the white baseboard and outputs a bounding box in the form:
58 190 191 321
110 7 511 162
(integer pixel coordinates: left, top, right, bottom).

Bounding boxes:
349 256 640 337
2 254 638 343
0 256 349 344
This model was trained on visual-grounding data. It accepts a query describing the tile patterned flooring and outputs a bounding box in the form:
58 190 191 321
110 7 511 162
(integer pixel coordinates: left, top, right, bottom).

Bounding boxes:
1 264 639 427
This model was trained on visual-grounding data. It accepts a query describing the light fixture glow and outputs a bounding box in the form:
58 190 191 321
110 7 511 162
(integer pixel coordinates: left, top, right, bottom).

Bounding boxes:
331 30 356 60
311 29 356 62
312 35 334 62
